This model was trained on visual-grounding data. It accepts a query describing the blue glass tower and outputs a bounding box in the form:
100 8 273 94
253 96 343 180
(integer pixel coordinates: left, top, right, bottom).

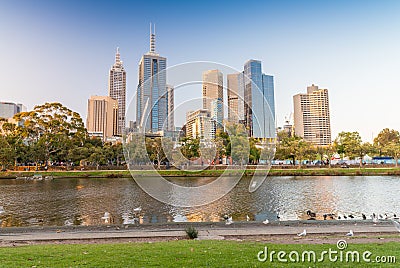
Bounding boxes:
243 60 275 138
137 24 167 133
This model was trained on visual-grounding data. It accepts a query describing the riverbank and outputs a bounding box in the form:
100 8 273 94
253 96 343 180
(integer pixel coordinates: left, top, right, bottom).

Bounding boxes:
1 220 399 246
1 167 400 179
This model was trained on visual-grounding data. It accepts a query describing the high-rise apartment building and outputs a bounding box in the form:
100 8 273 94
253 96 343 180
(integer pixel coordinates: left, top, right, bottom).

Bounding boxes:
166 84 174 131
293 84 331 146
108 48 126 136
86 96 119 141
227 73 245 123
202 70 223 129
227 60 275 138
0 102 26 119
186 109 215 140
137 24 167 133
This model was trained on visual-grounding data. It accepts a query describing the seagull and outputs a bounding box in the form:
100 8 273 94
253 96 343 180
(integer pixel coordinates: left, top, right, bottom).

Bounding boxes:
225 216 233 225
133 207 142 213
391 219 400 232
246 215 250 222
101 212 111 223
372 216 379 224
262 219 269 225
64 219 73 226
346 230 354 237
0 206 4 214
297 229 307 237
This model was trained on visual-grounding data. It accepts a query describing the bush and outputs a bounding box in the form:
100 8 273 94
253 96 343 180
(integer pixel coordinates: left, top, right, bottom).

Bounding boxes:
185 226 198 239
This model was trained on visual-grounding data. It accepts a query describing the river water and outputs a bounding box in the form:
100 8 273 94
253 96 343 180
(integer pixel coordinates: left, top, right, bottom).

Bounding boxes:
0 176 398 227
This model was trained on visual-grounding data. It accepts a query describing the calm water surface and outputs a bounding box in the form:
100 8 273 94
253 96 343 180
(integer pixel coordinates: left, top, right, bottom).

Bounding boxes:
0 176 399 227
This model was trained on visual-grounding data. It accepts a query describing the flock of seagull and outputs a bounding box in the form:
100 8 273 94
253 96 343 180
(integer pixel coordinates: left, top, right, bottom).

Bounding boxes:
221 210 400 236
1 204 400 235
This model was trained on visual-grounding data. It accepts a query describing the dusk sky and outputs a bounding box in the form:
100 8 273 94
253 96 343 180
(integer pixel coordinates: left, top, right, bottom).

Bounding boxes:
1 0 400 141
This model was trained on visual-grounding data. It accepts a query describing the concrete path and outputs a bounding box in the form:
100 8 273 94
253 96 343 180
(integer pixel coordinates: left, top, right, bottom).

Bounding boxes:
1 221 399 244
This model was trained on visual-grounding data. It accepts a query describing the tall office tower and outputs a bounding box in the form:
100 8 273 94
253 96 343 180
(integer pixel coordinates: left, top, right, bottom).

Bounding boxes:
108 47 126 136
86 96 119 141
137 24 167 133
202 70 223 129
243 60 275 138
186 109 215 140
166 84 174 131
227 73 245 123
0 102 26 119
293 84 331 146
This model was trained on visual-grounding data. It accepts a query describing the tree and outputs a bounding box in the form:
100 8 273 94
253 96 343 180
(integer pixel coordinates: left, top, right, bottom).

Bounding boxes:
0 136 14 170
384 142 400 167
13 102 87 168
374 128 400 155
226 123 249 167
334 131 362 160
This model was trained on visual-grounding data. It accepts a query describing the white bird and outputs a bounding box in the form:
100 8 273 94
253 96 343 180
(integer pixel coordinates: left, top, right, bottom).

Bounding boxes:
346 230 354 237
101 212 111 223
0 206 5 214
262 219 269 225
133 207 142 213
372 216 379 224
64 219 73 226
225 216 233 225
246 215 250 222
297 229 306 237
391 219 400 232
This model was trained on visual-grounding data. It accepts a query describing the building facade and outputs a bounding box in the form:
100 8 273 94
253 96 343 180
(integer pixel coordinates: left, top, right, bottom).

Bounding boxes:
86 96 118 141
166 84 174 131
108 48 126 136
226 60 275 139
0 102 26 119
137 25 167 133
186 109 215 140
227 73 245 123
202 70 223 130
293 84 331 146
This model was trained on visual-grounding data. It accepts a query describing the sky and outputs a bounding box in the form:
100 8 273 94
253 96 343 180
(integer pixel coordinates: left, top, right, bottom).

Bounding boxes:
1 0 400 142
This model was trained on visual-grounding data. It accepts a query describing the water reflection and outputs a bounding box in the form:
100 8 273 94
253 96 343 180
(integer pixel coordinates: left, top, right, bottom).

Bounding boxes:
0 176 399 227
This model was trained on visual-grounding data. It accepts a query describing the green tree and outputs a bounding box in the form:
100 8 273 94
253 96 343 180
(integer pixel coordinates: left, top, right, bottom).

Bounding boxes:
334 131 362 160
0 135 14 170
13 102 87 168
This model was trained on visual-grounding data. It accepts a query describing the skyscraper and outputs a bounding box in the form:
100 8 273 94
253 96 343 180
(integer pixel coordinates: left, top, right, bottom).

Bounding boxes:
186 109 215 140
293 84 331 146
86 96 118 141
243 60 275 138
166 84 174 131
227 73 244 123
137 24 167 133
202 70 223 129
108 47 126 136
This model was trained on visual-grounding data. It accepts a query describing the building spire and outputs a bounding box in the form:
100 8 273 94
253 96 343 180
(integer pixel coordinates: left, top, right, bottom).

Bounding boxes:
115 47 121 64
150 22 156 53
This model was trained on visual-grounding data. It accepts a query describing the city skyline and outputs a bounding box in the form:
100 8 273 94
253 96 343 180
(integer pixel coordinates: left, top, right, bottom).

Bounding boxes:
1 1 400 141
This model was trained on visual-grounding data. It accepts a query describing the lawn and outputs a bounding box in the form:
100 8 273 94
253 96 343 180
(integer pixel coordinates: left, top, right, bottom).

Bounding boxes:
0 240 398 267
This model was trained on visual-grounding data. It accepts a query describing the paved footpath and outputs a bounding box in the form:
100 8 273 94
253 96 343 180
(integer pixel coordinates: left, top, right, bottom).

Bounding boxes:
1 221 399 244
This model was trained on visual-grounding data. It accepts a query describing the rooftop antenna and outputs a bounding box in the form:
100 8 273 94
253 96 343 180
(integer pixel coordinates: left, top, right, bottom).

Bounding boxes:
150 22 156 53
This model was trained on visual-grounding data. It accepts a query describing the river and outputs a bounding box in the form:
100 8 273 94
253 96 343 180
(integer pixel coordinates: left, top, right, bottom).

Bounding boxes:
0 176 398 227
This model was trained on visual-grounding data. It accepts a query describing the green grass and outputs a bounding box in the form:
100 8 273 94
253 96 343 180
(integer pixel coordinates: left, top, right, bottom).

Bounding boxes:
0 240 399 267
2 167 400 179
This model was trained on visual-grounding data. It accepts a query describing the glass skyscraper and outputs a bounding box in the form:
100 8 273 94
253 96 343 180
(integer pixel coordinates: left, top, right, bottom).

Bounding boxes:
243 60 275 139
137 25 167 133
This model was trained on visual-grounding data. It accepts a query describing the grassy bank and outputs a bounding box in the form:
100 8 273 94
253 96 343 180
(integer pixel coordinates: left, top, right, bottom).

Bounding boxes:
1 167 400 179
0 240 398 267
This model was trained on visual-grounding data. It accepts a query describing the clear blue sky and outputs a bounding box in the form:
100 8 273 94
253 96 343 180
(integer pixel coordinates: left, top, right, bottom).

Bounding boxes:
1 0 400 141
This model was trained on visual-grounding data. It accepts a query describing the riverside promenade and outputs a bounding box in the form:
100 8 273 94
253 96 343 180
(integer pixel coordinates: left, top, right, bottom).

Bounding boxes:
1 221 399 246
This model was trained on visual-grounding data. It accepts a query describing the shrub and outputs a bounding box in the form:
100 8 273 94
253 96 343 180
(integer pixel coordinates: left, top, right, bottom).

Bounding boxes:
185 226 198 239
